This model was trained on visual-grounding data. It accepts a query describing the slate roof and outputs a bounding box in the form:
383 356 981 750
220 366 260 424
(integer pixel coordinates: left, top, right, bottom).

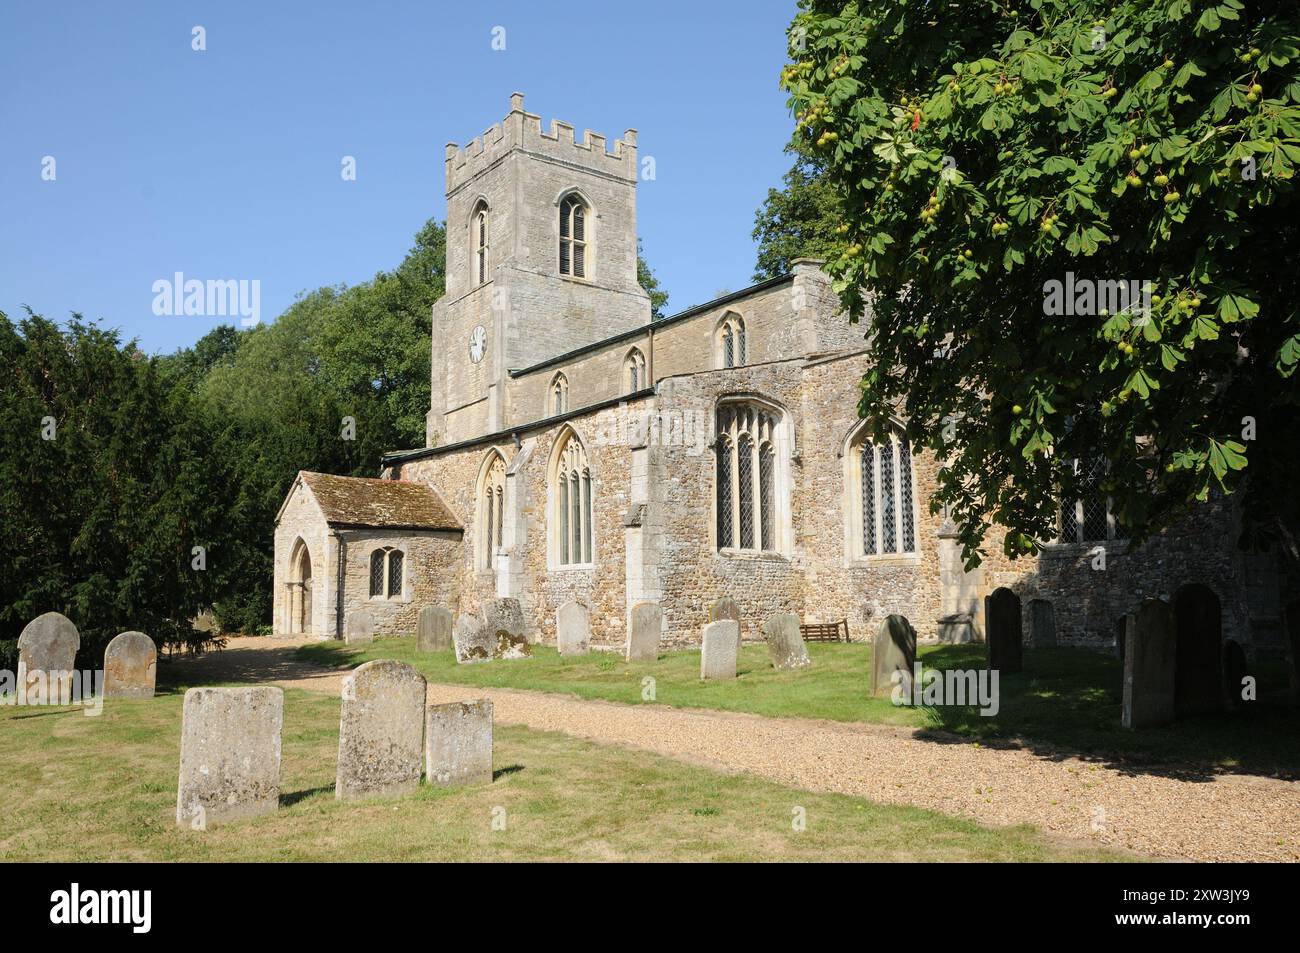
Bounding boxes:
299 471 462 531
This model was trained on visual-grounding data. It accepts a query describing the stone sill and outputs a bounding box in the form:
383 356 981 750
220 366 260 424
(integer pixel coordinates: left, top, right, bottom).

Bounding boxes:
715 549 789 563
1039 540 1130 560
849 554 922 568
549 562 596 573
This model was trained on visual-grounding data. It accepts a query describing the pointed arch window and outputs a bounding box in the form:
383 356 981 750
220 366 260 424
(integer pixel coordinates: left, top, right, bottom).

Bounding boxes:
477 450 507 569
716 313 747 368
624 347 646 394
559 195 588 278
715 402 783 553
851 427 918 557
1059 455 1121 543
553 430 593 566
551 372 569 416
368 547 405 598
472 201 489 286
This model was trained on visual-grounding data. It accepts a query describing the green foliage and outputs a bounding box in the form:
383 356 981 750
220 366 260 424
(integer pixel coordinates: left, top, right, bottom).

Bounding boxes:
752 137 845 278
0 313 229 659
783 0 1300 562
637 242 670 319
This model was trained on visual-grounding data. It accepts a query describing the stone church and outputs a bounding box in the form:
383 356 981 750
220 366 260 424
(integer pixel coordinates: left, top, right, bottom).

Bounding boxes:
274 94 1289 695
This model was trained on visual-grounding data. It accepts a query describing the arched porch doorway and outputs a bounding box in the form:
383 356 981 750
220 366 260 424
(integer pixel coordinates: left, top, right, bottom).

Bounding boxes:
288 539 313 634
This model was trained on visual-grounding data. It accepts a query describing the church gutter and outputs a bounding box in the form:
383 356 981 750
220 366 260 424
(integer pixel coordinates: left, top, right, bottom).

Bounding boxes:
382 387 657 466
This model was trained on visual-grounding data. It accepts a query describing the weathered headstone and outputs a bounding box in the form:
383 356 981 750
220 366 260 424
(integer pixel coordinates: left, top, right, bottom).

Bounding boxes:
709 596 743 654
492 629 532 659
453 614 494 663
480 598 524 640
985 588 1023 673
344 609 375 646
556 600 591 656
763 613 810 671
626 601 661 662
416 606 453 652
336 659 427 800
870 614 917 696
17 612 80 684
425 699 493 787
103 631 157 699
1029 599 1056 649
700 620 738 680
176 686 283 828
1122 599 1176 729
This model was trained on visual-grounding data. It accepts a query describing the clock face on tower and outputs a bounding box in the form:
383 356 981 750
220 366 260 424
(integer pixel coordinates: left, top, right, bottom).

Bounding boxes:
468 325 486 364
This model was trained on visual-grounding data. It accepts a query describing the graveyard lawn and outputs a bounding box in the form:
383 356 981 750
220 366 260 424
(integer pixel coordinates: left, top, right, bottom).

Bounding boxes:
0 687 1128 862
297 639 1300 779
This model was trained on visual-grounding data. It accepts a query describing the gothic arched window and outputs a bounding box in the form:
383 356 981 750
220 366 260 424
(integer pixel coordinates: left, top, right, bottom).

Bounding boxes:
553 429 593 566
477 450 507 569
716 313 747 368
551 372 569 416
368 547 405 598
715 401 784 553
851 426 918 556
624 347 646 393
559 194 588 278
472 201 489 285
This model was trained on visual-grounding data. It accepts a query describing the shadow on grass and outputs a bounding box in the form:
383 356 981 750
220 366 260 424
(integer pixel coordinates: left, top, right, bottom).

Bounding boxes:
912 645 1300 782
281 785 334 808
493 764 524 781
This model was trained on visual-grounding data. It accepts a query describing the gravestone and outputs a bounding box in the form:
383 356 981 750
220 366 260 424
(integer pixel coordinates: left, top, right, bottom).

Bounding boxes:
700 620 739 680
416 606 453 652
985 588 1023 673
870 614 916 696
709 596 743 653
480 598 524 640
17 612 80 681
336 659 427 801
480 598 531 659
556 601 591 656
344 609 375 646
1122 600 1176 728
763 613 810 671
1223 640 1249 709
103 631 157 699
626 601 661 662
425 699 493 787
453 614 494 664
1029 599 1056 648
176 686 283 828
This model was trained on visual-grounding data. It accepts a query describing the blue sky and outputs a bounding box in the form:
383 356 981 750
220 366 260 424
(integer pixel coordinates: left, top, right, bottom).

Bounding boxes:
0 0 800 354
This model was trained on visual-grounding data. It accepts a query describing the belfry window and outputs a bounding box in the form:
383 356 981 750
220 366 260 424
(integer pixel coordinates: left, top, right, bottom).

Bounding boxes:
559 195 588 278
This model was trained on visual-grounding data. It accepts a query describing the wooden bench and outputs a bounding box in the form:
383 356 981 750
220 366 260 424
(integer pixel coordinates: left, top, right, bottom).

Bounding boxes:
800 619 850 643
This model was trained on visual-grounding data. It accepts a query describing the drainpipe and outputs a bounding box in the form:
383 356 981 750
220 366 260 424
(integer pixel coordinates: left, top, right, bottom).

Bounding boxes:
333 530 347 639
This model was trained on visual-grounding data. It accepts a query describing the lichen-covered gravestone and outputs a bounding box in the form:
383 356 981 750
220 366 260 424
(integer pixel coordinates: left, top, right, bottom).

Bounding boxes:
17 612 80 688
870 614 917 696
336 660 427 801
626 601 661 662
700 620 739 680
556 601 591 656
1122 599 1176 729
453 614 494 663
176 686 283 829
425 699 493 787
1030 599 1056 649
709 596 743 655
103 631 157 699
763 613 810 671
480 597 531 659
416 606 453 652
344 609 375 646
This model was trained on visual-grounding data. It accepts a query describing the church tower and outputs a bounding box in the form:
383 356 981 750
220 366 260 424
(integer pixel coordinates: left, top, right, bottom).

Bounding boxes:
428 93 651 445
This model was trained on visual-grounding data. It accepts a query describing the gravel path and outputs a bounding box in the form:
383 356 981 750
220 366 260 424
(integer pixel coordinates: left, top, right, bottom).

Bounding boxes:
175 637 1300 862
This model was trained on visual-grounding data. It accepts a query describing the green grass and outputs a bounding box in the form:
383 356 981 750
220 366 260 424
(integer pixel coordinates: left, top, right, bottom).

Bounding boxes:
0 685 1127 862
298 638 1300 778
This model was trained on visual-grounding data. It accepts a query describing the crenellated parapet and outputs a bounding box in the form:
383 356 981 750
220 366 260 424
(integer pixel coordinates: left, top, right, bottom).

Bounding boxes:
445 92 638 194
